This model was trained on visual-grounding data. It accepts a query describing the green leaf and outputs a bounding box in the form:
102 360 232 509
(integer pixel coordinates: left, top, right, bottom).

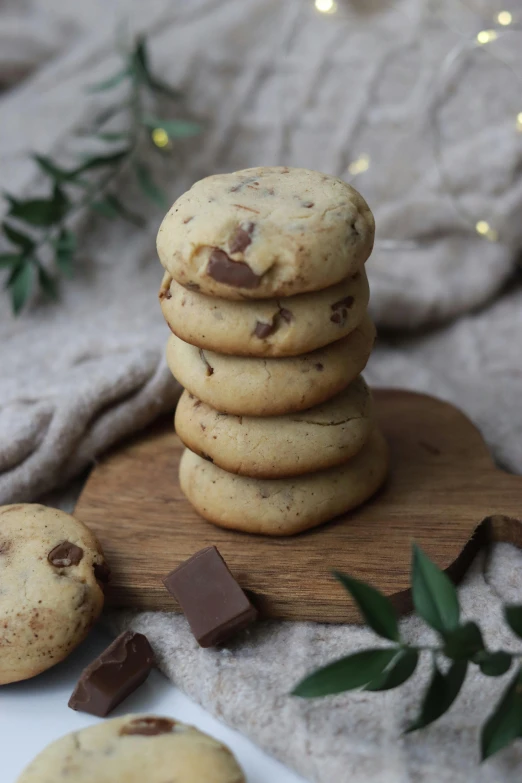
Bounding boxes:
0 253 23 268
334 572 400 642
366 649 419 691
292 649 397 699
96 132 129 142
406 660 467 733
91 194 144 226
442 622 484 661
505 606 522 639
33 155 75 182
133 161 168 208
36 263 58 300
9 261 33 314
72 150 128 175
481 667 522 760
476 651 512 677
88 68 129 92
2 222 35 251
145 75 182 100
53 229 76 277
411 544 460 635
142 115 201 138
7 184 68 227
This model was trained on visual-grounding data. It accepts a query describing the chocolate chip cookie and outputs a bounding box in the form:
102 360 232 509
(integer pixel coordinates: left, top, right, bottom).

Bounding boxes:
160 267 369 357
175 376 373 477
179 428 389 535
156 166 374 299
0 504 108 685
166 314 375 416
16 715 245 783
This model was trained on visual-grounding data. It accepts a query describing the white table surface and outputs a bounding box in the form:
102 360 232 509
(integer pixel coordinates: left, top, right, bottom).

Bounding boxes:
2 626 307 783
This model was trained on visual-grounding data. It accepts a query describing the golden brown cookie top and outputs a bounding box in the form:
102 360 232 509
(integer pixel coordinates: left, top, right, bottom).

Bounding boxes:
157 166 374 299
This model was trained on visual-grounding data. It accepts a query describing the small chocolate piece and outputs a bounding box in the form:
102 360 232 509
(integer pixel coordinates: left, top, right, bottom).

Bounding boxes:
184 282 200 291
331 296 354 311
48 541 83 568
93 561 111 584
254 320 275 339
315 363 324 371
302 200 314 208
201 452 214 462
162 546 258 648
68 630 155 717
199 348 214 376
207 249 261 289
120 717 178 737
278 307 293 323
330 311 344 324
229 222 254 254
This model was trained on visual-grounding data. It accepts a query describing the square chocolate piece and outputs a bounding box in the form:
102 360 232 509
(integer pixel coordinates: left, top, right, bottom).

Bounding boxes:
68 630 155 717
163 546 258 647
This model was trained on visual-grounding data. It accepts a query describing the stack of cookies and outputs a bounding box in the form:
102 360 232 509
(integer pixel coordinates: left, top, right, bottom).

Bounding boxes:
157 166 389 536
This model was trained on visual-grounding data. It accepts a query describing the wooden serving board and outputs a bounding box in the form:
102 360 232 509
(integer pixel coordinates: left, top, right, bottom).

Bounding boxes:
75 390 522 623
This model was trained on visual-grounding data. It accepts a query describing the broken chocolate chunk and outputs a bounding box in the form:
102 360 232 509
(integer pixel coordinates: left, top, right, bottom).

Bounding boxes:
93 561 111 584
229 222 254 254
254 320 275 339
68 630 155 717
162 546 258 648
330 311 344 324
48 542 83 568
120 717 177 737
207 249 261 289
331 296 354 311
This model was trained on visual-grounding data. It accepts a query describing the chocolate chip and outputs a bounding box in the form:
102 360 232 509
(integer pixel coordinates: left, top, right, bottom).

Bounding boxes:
93 561 111 584
199 349 214 376
120 717 176 737
165 289 172 299
331 296 354 311
48 542 84 568
207 249 261 289
302 201 314 208
184 282 200 291
330 311 344 324
254 320 275 339
229 222 254 254
315 363 324 371
201 452 214 463
278 307 293 323
183 216 193 224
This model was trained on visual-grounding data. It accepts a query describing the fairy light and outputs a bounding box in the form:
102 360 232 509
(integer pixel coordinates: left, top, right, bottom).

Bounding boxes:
516 112 522 131
475 220 498 241
497 11 513 26
347 154 370 176
315 0 337 14
152 128 169 148
476 29 498 45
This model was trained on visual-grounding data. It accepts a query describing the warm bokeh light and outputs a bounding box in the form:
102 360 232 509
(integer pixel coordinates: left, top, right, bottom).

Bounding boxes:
475 220 498 241
348 154 370 176
315 0 337 14
497 11 513 26
476 29 498 44
152 128 169 148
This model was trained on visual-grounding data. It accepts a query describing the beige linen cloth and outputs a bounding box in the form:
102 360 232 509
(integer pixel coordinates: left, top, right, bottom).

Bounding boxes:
2 1 522 780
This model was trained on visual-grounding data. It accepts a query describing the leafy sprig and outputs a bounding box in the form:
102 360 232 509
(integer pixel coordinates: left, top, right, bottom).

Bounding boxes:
293 544 522 762
1 36 201 314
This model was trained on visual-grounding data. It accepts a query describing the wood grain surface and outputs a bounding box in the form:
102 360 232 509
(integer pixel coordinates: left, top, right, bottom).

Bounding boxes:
75 390 522 623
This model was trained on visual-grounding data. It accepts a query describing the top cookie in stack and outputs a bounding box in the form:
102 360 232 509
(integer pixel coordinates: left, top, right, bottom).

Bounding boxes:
158 167 388 536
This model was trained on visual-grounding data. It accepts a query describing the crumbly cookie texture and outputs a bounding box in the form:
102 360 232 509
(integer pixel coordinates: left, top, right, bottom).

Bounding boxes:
0 504 107 685
179 428 389 536
16 714 245 783
166 314 376 416
159 267 369 357
175 376 374 478
156 166 374 299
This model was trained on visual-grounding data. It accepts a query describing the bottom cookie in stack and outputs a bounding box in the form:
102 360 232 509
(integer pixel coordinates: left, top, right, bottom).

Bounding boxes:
179 427 389 536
